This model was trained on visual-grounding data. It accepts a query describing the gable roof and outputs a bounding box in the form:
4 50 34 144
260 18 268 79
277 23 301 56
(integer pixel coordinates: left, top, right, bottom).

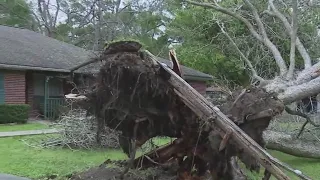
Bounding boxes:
0 25 212 81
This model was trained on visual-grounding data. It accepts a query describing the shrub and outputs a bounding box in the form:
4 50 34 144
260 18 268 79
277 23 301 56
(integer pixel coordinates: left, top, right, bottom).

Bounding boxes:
0 104 30 124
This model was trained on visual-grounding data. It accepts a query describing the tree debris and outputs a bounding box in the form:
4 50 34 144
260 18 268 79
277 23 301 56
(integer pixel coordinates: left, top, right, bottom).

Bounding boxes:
69 41 313 180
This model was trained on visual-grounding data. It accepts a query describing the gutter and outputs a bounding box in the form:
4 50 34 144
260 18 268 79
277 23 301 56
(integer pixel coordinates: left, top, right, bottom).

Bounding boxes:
0 64 70 73
184 75 213 82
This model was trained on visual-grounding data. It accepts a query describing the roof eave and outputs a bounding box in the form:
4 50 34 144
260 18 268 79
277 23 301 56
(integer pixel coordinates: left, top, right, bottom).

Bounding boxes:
0 65 213 82
184 75 213 82
0 64 70 73
75 71 213 81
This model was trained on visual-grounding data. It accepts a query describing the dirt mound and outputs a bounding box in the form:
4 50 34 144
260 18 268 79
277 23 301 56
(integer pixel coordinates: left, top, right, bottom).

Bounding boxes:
71 160 215 180
71 165 178 180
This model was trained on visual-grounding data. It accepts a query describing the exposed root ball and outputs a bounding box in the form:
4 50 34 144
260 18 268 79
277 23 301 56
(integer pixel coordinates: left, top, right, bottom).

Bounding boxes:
83 42 199 149
75 41 285 180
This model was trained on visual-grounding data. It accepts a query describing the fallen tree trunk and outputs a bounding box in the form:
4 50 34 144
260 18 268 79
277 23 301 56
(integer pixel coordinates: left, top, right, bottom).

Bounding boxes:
153 54 313 180
152 55 289 179
264 130 320 159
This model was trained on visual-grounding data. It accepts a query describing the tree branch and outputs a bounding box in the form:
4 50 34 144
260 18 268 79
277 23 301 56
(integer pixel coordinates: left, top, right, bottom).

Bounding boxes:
243 0 268 38
287 0 298 79
217 22 266 83
31 11 44 33
37 0 51 36
185 0 288 76
53 0 61 28
284 106 320 138
185 0 263 41
279 76 320 104
268 0 312 68
295 61 320 85
243 0 288 76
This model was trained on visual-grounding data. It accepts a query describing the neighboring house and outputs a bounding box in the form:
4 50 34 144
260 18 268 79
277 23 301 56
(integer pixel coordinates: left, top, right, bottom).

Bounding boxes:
0 25 213 119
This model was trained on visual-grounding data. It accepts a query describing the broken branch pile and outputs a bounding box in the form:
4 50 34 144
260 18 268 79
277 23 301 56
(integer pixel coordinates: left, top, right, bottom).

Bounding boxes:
55 109 120 149
70 41 311 180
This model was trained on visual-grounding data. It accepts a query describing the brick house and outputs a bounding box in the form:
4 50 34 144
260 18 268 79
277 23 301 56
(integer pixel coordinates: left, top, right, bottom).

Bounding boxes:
0 25 212 119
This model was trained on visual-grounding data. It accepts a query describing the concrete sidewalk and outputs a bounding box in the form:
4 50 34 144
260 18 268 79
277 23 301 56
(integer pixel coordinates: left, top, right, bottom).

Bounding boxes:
0 174 30 180
0 129 60 138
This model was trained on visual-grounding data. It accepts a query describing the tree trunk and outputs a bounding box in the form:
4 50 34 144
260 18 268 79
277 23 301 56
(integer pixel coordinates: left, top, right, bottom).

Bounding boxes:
264 76 320 104
264 130 320 159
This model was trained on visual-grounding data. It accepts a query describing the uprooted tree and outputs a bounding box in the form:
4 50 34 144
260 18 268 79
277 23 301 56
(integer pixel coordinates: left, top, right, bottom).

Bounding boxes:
68 41 312 180
181 0 320 158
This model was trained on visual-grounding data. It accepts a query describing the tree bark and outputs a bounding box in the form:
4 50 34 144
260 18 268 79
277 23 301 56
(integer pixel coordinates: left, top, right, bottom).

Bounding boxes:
278 77 320 104
264 130 320 159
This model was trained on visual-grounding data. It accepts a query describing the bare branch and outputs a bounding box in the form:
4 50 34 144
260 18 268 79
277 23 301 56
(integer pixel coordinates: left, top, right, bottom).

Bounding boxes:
45 0 52 27
243 0 288 76
287 0 298 79
243 0 268 38
185 0 263 41
31 10 44 32
268 0 312 68
115 0 122 13
185 0 288 76
284 106 320 138
37 0 52 36
217 22 265 83
53 0 61 27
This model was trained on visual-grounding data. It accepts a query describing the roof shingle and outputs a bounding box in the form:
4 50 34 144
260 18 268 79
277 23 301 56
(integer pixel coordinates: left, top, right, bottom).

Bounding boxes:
0 25 212 81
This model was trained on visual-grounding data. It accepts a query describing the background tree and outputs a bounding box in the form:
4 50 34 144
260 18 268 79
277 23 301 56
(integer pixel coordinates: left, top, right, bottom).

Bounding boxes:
166 4 252 86
31 0 171 52
178 0 320 158
0 0 37 30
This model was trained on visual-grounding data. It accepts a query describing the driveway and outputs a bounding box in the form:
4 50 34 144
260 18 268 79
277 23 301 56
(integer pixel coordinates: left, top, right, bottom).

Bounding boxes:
0 174 30 180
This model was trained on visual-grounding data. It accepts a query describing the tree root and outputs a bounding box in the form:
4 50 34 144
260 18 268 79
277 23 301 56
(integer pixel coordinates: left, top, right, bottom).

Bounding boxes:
120 122 139 179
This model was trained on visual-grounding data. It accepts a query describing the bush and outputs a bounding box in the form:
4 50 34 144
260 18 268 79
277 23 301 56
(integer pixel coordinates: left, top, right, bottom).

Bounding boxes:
0 104 30 124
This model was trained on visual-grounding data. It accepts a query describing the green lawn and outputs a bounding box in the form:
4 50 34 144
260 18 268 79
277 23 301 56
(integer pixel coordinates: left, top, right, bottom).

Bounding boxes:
0 134 318 180
0 135 127 179
269 150 319 180
244 150 319 180
0 123 49 132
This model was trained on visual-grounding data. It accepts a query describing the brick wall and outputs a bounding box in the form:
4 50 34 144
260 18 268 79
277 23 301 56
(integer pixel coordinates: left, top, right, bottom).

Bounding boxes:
188 80 207 95
4 71 26 104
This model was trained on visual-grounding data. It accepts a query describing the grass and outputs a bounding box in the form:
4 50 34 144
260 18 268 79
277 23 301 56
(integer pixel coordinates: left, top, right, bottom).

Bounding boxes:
0 135 127 179
268 150 319 180
244 150 319 180
0 134 318 180
0 123 49 132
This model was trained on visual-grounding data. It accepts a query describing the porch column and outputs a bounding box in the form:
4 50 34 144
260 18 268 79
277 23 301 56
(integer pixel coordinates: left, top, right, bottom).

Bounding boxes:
44 76 51 119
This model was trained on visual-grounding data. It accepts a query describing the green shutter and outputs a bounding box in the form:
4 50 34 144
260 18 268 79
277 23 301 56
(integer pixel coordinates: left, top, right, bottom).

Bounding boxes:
0 73 4 104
